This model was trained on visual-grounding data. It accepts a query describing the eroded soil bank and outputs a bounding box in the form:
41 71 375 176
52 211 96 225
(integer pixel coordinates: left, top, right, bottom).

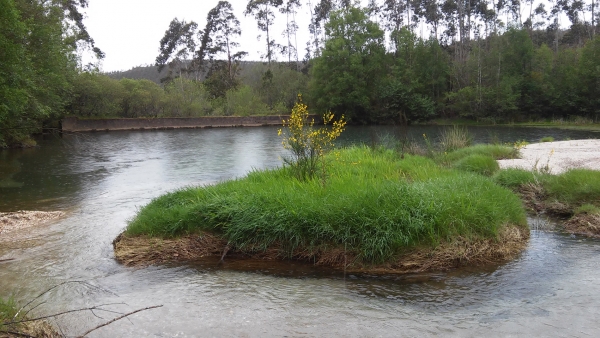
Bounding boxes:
515 179 600 238
113 225 529 274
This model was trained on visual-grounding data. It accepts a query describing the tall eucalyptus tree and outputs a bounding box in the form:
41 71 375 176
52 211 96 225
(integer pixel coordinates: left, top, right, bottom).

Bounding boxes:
245 0 284 66
155 18 198 82
280 0 302 65
198 1 247 97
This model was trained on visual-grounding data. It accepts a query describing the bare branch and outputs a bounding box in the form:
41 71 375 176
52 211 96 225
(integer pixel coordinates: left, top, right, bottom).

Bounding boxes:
76 305 163 338
15 281 118 320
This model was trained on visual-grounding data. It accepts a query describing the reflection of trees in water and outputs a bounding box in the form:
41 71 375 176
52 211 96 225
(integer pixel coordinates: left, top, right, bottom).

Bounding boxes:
0 151 24 188
0 134 106 212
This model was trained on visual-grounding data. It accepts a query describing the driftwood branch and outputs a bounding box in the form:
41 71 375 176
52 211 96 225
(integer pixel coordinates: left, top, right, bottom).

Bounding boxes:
76 305 163 337
3 281 161 337
5 303 126 325
16 281 119 319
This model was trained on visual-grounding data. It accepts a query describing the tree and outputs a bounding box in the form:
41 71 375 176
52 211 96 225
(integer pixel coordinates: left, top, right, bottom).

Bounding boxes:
245 0 284 66
1 0 93 147
0 0 28 146
577 35 600 118
280 0 302 66
309 6 387 122
198 1 247 98
155 18 198 82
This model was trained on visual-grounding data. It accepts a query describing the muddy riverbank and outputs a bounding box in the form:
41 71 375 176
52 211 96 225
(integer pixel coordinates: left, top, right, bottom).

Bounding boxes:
113 225 529 274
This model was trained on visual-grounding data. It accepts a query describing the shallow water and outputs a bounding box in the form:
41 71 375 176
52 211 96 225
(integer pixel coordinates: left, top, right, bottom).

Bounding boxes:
1 126 599 337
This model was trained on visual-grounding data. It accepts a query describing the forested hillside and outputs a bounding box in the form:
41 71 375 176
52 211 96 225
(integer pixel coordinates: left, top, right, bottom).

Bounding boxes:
2 0 599 147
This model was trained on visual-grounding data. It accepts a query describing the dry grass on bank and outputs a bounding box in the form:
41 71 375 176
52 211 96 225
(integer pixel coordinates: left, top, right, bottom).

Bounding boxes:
0 321 59 338
113 225 529 274
564 214 600 238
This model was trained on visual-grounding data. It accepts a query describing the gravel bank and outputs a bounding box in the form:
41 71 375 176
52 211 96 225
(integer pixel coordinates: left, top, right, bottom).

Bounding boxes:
498 139 600 174
0 211 64 235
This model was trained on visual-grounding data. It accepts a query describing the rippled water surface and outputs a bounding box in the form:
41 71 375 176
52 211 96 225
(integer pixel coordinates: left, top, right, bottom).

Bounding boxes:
1 126 599 337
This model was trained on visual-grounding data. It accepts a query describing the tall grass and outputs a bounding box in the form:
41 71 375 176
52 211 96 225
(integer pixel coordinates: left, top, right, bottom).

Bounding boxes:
1 297 20 333
493 168 538 188
494 168 600 212
453 154 499 176
439 125 472 152
441 144 519 163
127 146 526 264
542 169 600 206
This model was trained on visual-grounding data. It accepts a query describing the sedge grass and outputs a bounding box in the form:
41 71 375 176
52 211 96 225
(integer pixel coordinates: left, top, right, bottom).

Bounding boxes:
542 169 600 207
453 154 500 176
540 136 555 142
126 146 527 264
493 168 538 188
438 125 472 152
440 144 519 163
494 168 600 214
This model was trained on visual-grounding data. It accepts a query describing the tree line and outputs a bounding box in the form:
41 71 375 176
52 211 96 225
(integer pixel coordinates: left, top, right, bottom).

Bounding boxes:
1 0 599 147
87 0 600 124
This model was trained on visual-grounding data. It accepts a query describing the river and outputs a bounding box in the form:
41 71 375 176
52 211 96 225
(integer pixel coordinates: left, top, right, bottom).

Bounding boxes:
1 126 599 337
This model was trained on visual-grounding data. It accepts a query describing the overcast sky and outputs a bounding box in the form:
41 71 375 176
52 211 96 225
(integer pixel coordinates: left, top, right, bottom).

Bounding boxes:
82 0 321 72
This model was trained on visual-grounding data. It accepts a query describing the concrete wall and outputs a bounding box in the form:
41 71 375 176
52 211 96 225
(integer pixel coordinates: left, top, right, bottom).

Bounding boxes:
61 115 304 132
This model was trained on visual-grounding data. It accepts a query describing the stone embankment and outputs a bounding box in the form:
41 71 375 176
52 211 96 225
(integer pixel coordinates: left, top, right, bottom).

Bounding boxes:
61 115 315 132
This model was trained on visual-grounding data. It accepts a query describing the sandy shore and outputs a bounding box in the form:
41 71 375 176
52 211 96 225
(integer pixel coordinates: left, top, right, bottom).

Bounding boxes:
0 211 64 236
498 139 600 174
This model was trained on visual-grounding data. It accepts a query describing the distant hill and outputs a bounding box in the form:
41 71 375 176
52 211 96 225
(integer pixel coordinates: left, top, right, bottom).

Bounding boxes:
104 61 306 85
104 65 168 84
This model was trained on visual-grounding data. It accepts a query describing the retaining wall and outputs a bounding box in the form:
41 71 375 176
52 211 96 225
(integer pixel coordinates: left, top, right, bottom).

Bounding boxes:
61 116 300 132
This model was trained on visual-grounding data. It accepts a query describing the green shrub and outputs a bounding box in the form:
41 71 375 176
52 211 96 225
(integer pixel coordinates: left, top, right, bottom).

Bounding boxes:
453 154 500 176
574 204 600 215
127 146 526 263
222 85 270 116
493 168 538 188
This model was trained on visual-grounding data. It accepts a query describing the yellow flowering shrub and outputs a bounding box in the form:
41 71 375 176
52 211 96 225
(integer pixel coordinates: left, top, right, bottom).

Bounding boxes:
278 95 346 181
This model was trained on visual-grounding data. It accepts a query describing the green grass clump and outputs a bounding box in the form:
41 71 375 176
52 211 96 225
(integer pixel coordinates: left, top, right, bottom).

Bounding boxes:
542 169 600 207
440 144 519 163
493 168 539 188
1 297 20 332
126 146 527 264
540 136 555 142
574 204 600 215
453 154 500 176
438 125 472 152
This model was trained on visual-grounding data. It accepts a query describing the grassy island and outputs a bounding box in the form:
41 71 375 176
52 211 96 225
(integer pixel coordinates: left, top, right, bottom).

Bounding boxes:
114 145 530 272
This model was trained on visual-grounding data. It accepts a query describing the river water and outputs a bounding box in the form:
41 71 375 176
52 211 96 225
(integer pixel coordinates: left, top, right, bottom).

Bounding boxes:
1 126 599 337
